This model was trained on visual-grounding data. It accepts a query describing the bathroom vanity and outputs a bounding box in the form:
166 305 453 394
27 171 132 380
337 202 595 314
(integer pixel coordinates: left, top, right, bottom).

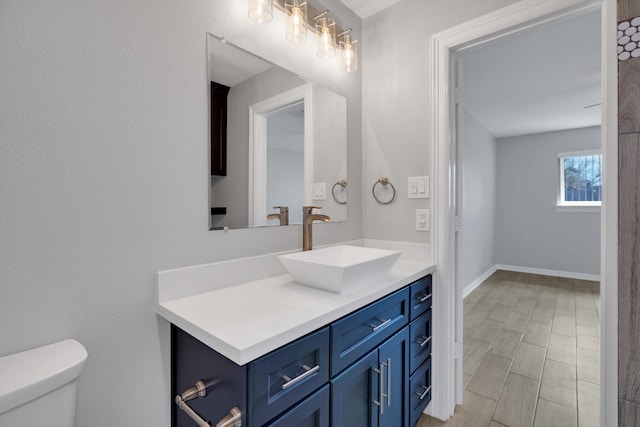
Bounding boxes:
157 242 434 427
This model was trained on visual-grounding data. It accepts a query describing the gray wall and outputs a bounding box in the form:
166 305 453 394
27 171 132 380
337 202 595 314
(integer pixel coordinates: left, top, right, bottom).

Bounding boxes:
361 0 518 242
495 126 601 275
458 110 496 289
0 1 362 426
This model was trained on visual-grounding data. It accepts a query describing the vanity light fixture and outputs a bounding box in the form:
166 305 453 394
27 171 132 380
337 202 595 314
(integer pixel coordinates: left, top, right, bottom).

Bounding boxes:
338 29 358 72
314 11 336 58
248 0 273 23
285 0 307 44
247 0 357 72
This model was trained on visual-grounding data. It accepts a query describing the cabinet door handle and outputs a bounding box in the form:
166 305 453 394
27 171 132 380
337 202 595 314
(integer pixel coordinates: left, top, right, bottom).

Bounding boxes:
281 364 320 390
386 357 392 407
370 318 392 332
416 385 431 400
417 336 431 348
417 293 432 303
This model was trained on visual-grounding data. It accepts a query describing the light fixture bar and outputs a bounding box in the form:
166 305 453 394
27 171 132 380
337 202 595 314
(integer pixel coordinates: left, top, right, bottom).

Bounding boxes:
272 0 349 38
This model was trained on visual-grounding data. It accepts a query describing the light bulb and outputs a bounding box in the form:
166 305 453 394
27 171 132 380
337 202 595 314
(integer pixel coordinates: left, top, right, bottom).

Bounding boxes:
285 0 307 43
248 0 272 23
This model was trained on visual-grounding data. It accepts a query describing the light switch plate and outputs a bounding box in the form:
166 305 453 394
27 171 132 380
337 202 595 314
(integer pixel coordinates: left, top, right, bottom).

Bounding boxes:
313 183 326 200
408 176 429 199
416 209 429 231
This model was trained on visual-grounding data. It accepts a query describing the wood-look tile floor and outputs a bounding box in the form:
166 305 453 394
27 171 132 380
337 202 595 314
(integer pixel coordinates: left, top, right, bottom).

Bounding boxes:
417 270 600 427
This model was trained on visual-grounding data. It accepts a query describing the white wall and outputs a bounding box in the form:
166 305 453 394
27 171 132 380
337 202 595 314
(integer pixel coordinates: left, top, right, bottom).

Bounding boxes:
361 0 518 242
0 1 362 426
495 126 601 275
458 109 496 289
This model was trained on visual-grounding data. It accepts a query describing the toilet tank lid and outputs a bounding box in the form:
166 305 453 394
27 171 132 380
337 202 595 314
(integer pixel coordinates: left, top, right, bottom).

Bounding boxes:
0 339 88 414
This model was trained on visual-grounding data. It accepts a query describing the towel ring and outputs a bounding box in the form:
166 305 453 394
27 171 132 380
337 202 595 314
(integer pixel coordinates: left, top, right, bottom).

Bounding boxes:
332 180 347 204
372 177 396 205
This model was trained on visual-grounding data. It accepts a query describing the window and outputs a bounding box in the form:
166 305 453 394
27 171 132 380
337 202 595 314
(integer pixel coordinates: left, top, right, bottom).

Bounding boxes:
558 150 602 207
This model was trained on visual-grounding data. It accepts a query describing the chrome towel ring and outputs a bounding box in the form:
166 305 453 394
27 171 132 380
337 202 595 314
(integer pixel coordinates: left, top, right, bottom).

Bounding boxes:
372 177 396 204
332 180 347 204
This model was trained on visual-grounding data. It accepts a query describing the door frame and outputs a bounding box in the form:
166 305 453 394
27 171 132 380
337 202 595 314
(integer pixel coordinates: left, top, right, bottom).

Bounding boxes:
248 83 313 227
429 0 617 424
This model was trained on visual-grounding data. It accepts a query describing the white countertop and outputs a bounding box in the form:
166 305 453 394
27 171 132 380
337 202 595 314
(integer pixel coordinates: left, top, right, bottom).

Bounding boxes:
156 240 435 366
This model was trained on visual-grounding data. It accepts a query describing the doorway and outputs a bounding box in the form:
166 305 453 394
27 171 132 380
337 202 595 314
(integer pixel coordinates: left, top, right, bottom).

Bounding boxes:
428 0 617 426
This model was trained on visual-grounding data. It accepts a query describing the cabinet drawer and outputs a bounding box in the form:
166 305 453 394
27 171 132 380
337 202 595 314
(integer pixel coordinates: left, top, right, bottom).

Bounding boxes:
330 288 410 376
409 310 432 374
249 327 330 427
410 275 432 321
409 357 432 427
264 384 329 427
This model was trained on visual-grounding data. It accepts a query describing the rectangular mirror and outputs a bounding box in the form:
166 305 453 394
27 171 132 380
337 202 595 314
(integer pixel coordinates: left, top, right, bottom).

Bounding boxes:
207 33 348 230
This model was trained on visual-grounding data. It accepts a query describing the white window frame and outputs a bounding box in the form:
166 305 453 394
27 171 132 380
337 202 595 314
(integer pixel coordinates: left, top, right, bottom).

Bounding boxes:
557 149 602 211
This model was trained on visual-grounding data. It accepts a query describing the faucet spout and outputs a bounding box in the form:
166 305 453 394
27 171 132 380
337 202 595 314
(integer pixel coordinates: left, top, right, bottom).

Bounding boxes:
267 206 289 226
302 206 330 251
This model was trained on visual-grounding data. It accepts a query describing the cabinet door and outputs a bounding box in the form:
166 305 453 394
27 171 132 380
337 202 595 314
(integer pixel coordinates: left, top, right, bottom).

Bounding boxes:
378 326 410 427
265 384 329 427
331 349 380 427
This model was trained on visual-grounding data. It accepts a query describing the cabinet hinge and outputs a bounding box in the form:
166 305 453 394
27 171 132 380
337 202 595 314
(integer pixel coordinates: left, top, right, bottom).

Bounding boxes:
454 215 462 232
455 87 463 104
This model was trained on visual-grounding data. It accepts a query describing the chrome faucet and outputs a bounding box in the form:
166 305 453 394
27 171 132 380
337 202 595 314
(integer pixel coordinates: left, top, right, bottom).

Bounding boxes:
267 206 289 226
303 206 330 251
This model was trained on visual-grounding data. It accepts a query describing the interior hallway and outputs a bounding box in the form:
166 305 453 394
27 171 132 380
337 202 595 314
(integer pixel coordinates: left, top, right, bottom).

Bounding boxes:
419 270 600 427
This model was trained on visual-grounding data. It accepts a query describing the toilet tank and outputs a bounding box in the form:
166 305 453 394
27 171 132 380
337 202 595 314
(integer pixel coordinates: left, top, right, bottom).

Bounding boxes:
0 339 88 427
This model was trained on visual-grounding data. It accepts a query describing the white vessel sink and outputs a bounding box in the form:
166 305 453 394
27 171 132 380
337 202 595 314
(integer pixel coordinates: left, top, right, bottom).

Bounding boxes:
278 245 401 293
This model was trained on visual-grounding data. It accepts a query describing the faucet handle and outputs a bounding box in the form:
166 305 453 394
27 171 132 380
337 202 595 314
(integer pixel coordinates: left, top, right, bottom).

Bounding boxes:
273 206 289 213
303 205 322 214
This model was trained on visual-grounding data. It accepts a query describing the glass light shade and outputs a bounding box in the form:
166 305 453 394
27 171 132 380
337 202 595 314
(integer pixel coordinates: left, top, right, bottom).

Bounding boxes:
285 0 307 44
248 0 273 23
339 34 358 72
315 16 336 58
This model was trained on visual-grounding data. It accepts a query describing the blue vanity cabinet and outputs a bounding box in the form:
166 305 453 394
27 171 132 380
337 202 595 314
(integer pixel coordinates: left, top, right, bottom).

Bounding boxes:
171 274 433 427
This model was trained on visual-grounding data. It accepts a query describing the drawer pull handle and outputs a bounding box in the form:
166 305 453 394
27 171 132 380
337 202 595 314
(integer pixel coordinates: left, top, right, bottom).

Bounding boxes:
281 364 320 390
416 385 431 401
417 293 432 303
417 336 431 348
370 318 392 332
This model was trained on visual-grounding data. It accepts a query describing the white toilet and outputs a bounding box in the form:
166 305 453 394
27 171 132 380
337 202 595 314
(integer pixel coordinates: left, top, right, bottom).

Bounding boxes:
0 339 88 427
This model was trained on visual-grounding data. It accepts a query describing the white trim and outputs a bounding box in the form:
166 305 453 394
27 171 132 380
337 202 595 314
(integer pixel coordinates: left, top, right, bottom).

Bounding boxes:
248 84 313 227
462 265 498 299
495 264 600 282
430 0 606 421
557 149 602 158
600 1 618 426
555 204 601 212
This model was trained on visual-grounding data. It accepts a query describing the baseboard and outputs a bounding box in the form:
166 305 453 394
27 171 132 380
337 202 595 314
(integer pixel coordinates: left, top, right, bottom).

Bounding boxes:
495 264 600 282
462 265 498 299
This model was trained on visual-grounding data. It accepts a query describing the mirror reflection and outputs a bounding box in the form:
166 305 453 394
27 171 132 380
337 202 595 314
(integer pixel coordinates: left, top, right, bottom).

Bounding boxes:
207 33 347 230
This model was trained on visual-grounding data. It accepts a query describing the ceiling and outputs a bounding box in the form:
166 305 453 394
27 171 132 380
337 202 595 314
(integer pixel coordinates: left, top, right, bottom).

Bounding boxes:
208 36 273 88
339 0 403 19
462 8 602 138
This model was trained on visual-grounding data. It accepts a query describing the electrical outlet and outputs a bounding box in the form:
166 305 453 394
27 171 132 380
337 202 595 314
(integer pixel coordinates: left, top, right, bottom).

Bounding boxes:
416 209 429 231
